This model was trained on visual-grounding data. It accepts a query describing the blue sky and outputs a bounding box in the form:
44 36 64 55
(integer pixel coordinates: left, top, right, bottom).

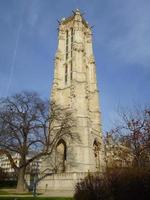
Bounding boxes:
0 0 150 131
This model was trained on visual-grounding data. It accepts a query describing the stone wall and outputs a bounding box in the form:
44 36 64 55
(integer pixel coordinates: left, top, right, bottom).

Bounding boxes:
37 172 90 192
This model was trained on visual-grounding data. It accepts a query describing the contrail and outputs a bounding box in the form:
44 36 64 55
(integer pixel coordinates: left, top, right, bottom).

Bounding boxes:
5 6 24 97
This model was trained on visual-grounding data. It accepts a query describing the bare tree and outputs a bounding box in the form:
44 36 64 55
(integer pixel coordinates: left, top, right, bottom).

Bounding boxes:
105 107 150 168
0 91 76 192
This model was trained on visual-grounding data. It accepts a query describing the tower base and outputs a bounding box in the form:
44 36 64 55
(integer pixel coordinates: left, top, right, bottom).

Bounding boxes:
37 172 90 195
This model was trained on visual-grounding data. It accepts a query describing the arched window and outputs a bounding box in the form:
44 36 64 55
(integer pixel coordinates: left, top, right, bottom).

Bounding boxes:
56 139 67 172
71 28 73 58
66 30 69 60
93 138 100 170
65 64 68 84
70 61 73 81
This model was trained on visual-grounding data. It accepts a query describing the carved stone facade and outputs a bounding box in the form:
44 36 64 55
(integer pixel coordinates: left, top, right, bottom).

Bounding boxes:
38 9 105 192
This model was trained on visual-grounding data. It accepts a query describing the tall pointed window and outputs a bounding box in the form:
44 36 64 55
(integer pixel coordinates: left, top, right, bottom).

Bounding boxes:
70 61 73 81
56 139 67 172
66 30 69 60
93 139 100 170
71 28 73 58
65 64 68 84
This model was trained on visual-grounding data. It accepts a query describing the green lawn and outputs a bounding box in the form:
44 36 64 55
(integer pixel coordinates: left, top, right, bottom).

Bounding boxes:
0 189 74 199
0 190 9 195
0 190 32 195
0 198 73 200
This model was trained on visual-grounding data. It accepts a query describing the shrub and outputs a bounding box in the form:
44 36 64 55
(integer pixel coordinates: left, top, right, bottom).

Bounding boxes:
0 167 9 181
74 168 150 200
107 168 150 200
74 173 112 200
0 180 17 188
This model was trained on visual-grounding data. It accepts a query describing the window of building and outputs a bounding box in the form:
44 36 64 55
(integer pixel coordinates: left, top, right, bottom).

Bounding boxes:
93 138 100 170
71 28 73 58
65 64 68 84
70 61 73 81
56 139 67 172
66 30 69 60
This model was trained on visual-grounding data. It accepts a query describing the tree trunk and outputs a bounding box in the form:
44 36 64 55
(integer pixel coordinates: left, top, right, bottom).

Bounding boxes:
16 167 28 193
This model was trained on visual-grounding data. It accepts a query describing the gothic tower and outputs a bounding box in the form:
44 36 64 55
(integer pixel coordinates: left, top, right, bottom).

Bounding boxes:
38 9 105 192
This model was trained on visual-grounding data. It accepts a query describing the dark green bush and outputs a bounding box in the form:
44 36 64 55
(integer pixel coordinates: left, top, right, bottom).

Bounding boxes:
74 173 112 200
74 168 150 200
108 168 150 200
0 180 17 188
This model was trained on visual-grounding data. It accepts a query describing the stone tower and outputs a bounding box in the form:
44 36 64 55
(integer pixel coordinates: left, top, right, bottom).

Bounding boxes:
38 9 105 192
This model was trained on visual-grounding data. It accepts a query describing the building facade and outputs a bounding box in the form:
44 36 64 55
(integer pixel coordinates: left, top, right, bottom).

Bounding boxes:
38 9 105 192
104 135 133 168
0 154 20 174
0 153 41 179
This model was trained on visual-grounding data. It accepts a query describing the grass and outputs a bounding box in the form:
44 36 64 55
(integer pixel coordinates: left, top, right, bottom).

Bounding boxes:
0 190 32 195
0 198 73 200
0 190 10 195
0 189 74 199
0 190 73 199
11 193 33 195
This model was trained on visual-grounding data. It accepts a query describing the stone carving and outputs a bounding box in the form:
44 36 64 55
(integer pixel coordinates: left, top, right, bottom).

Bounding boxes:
55 50 63 61
88 55 95 64
73 42 84 52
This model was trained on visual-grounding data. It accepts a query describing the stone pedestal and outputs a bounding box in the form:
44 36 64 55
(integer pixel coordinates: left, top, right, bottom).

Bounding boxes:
37 172 89 193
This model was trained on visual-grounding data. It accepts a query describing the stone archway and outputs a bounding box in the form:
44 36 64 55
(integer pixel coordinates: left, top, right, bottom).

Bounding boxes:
56 139 67 172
